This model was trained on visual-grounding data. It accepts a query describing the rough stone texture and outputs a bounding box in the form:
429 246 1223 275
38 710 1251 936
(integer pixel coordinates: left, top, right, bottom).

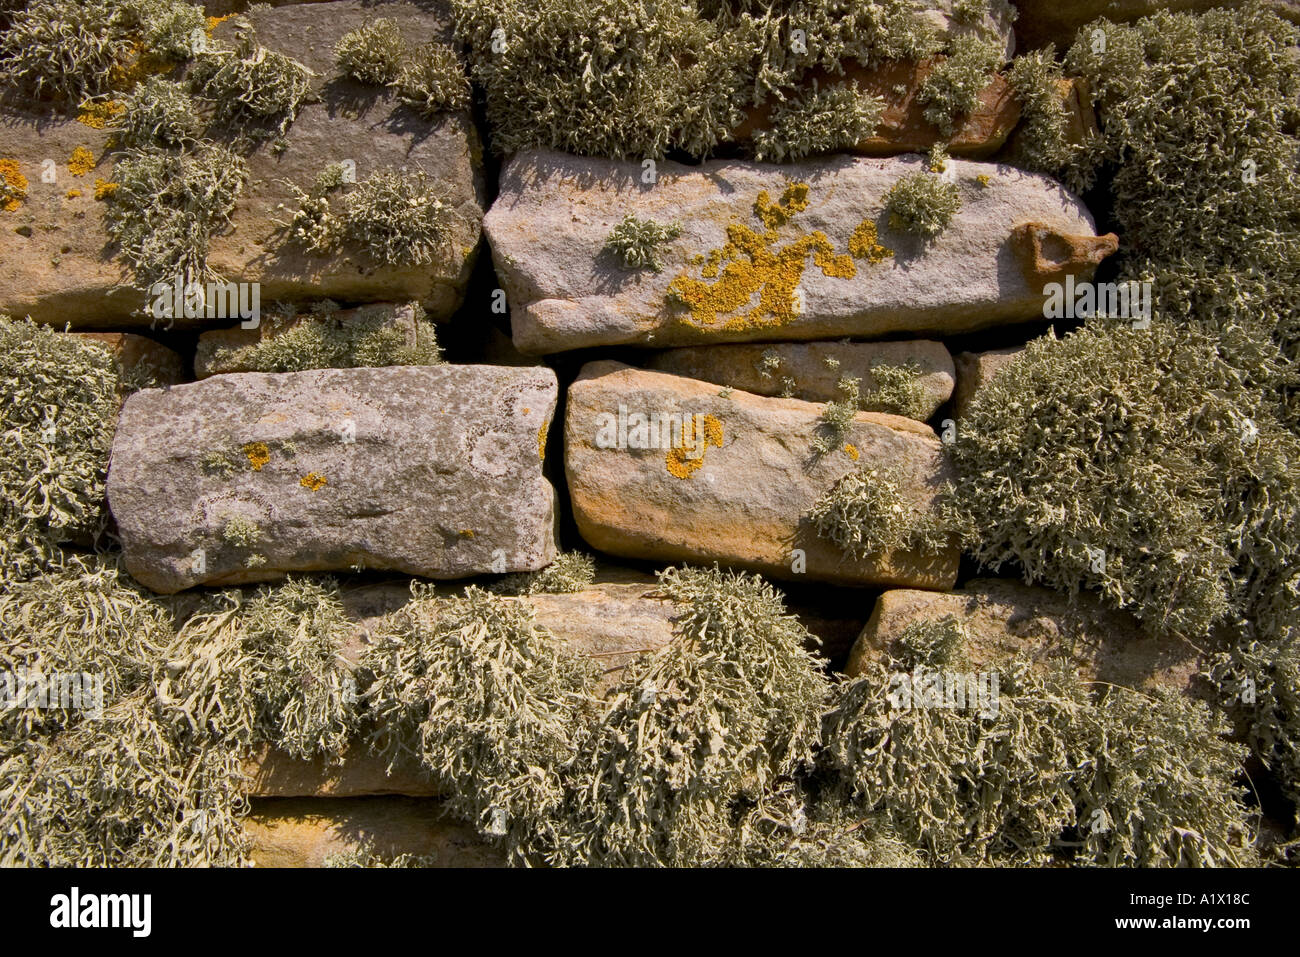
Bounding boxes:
485 150 1106 354
0 1 483 328
647 339 954 419
73 332 185 393
1011 222 1118 286
107 365 559 593
565 362 959 588
194 302 425 378
734 61 1020 160
1013 1 1300 52
244 797 504 867
951 345 1024 419
846 579 1203 694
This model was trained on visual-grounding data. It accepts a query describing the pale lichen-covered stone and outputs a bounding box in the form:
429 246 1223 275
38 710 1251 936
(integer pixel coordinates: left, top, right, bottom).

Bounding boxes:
564 362 959 589
193 302 426 378
485 150 1108 354
107 365 558 593
846 579 1203 695
647 339 954 419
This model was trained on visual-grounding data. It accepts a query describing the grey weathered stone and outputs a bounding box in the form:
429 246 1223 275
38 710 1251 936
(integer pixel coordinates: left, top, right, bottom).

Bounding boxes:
0 1 483 327
647 339 954 419
485 150 1107 354
107 365 558 593
846 578 1203 695
951 345 1024 419
193 301 426 378
565 361 958 589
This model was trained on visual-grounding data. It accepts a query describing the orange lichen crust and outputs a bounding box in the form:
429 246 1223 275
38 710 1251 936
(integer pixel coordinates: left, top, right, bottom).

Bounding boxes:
66 189 83 199
300 472 328 491
94 179 119 200
68 147 96 177
0 159 28 212
667 183 868 333
665 414 724 479
108 42 173 92
243 442 271 471
844 442 860 461
77 100 126 130
848 220 894 264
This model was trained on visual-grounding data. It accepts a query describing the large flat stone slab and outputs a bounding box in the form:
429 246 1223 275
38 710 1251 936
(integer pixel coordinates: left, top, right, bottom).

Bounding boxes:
485 150 1107 353
564 362 958 588
107 365 559 593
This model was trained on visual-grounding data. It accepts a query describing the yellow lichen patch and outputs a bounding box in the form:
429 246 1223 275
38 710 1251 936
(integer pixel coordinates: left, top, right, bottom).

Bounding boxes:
0 159 28 212
848 220 894 264
300 472 328 491
537 423 547 461
975 173 991 188
844 443 860 461
207 15 233 33
459 528 475 538
243 442 271 471
94 179 119 200
665 414 724 479
66 189 83 199
108 43 172 92
669 225 853 333
76 100 125 130
754 183 810 230
68 146 96 177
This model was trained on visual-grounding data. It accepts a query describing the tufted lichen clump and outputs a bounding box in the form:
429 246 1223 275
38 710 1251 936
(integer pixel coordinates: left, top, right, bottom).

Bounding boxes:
283 166 456 267
885 168 961 237
820 629 1256 866
362 585 599 863
0 0 207 107
917 34 1003 138
108 75 201 148
1006 47 1100 195
604 214 682 272
548 565 831 866
334 17 405 85
1 574 360 866
102 145 247 289
808 463 949 559
395 41 471 116
1064 5 1300 392
491 551 596 597
750 81 883 163
0 319 123 581
861 360 929 420
191 22 315 136
949 320 1300 642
